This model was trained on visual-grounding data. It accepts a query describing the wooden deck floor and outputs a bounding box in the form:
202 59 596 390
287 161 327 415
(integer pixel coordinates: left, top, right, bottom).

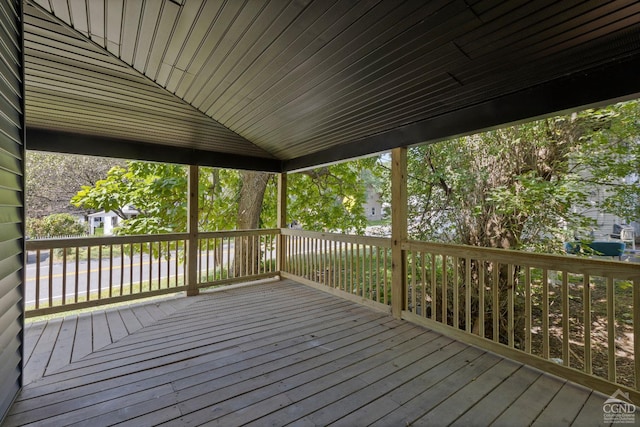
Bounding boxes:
6 279 610 426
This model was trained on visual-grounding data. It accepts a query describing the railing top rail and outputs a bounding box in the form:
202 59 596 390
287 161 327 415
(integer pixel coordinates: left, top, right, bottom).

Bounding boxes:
26 229 282 250
403 240 640 280
281 228 391 248
198 228 280 238
26 233 189 249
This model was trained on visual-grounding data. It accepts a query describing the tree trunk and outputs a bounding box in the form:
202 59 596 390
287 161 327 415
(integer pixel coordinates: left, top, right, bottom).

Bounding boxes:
235 171 270 276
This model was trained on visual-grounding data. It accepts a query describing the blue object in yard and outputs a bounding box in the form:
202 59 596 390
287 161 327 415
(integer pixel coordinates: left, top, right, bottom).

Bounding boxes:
564 241 626 259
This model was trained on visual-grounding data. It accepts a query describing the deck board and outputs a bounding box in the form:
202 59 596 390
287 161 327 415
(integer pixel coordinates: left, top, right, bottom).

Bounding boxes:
116 306 144 334
23 317 62 384
8 279 612 426
491 373 566 426
105 309 128 342
90 311 112 350
70 313 93 362
22 321 45 364
44 316 77 374
532 382 593 426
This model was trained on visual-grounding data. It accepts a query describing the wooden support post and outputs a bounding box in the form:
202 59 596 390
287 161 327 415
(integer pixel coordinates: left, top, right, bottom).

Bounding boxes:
391 147 407 319
186 165 199 296
276 173 287 273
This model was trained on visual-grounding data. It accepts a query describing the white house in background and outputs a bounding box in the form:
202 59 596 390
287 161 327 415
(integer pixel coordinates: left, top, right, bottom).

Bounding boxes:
579 171 639 245
364 185 383 221
87 205 138 236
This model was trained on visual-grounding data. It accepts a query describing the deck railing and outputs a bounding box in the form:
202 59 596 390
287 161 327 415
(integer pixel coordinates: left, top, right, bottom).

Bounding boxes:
280 229 392 312
24 228 640 399
402 240 640 400
280 229 640 399
197 229 280 286
25 229 280 317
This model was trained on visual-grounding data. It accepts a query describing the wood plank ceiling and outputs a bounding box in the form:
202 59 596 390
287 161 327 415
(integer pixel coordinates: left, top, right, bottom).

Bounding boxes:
22 0 640 171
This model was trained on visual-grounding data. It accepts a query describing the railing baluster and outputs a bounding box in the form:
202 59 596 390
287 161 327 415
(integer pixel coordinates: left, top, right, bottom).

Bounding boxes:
338 240 343 291
183 239 187 283
247 235 251 276
206 238 210 280
61 248 67 306
411 251 416 314
348 243 355 294
465 257 471 333
326 239 330 287
35 250 41 309
443 255 448 326
507 264 514 347
492 262 498 343
317 237 321 282
562 271 569 366
98 245 103 299
258 235 262 275
525 267 531 354
138 243 143 294
157 242 161 289
478 260 484 339
383 248 388 305
431 254 436 321
86 246 91 302
48 249 53 307
453 257 459 329
294 236 299 276
75 247 80 303
375 246 380 301
226 237 231 279
329 239 334 288
174 240 179 287
634 279 640 390
420 252 425 318
356 243 361 297
148 242 153 290
309 237 313 280
607 277 615 382
298 236 302 278
305 235 308 279
120 243 124 295
584 273 592 375
542 269 549 359
129 243 134 295
368 245 375 301
214 238 220 279
109 244 113 298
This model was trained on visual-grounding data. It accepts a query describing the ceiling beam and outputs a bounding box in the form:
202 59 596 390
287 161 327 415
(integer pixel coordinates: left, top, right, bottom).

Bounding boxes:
26 128 283 172
282 54 640 172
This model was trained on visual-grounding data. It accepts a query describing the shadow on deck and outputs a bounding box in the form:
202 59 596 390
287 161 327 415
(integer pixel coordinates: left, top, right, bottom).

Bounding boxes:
7 279 610 426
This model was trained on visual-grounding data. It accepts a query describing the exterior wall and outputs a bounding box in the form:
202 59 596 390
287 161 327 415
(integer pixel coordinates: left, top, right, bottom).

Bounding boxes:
0 0 24 421
88 209 137 236
583 181 639 241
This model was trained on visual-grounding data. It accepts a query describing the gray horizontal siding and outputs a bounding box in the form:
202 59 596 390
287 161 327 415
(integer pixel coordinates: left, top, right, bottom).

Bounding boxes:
0 0 23 423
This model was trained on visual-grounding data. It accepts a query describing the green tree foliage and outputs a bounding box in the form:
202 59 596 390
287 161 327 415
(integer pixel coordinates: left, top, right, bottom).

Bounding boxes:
26 213 87 238
72 159 374 235
261 161 374 233
376 101 639 254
